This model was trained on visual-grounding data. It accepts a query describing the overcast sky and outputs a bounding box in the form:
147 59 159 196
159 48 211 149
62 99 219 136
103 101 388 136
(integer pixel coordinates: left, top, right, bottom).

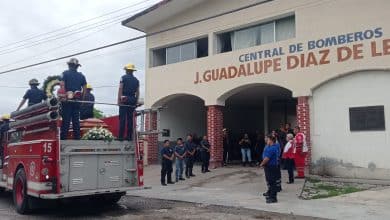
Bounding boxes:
0 0 159 116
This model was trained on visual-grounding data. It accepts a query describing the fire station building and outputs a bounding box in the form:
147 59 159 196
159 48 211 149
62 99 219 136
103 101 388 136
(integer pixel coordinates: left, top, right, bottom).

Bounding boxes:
123 0 390 179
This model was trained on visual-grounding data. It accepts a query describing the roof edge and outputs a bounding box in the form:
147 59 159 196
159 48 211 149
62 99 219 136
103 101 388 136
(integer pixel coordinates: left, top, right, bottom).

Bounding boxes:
121 0 172 29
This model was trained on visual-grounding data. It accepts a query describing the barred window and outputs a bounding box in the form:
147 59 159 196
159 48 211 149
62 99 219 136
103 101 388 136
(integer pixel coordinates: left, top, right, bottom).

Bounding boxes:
349 106 385 131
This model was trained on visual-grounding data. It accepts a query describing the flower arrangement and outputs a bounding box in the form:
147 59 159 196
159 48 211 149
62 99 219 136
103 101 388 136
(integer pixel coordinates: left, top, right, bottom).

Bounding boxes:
42 75 62 98
82 127 115 142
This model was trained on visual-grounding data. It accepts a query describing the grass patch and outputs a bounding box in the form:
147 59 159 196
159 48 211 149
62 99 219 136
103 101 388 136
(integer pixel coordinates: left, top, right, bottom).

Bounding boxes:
308 183 363 199
306 177 321 183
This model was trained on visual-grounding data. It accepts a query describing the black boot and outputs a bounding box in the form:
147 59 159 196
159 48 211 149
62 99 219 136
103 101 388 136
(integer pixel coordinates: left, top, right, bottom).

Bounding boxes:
185 170 189 178
190 169 195 177
266 198 278 203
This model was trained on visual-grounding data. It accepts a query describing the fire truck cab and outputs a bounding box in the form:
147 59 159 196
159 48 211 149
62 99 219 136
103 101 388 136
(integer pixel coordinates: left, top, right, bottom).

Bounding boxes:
0 99 144 214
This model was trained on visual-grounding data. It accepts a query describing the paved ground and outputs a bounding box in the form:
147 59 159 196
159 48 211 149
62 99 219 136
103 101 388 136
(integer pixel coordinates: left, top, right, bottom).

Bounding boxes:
0 192 320 220
1 165 390 219
126 165 390 220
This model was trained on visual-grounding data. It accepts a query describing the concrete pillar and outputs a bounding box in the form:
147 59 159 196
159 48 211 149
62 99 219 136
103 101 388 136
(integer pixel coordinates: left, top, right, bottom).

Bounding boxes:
263 96 269 134
145 111 158 164
208 32 214 55
207 105 224 168
296 96 311 167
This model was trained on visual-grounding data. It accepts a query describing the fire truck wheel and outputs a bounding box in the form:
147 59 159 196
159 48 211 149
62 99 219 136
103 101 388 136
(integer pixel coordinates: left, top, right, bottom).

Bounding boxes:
13 168 31 214
104 193 123 204
93 192 123 205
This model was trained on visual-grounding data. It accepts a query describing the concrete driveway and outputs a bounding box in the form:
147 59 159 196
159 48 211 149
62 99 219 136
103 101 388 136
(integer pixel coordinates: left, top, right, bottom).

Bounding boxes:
128 165 390 220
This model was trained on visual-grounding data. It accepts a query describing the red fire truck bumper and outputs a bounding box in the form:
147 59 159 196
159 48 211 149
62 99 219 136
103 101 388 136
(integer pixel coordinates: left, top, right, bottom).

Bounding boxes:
39 186 150 199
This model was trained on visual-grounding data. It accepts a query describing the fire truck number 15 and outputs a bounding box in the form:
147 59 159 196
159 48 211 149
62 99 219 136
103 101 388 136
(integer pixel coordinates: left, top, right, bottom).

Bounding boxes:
43 143 52 153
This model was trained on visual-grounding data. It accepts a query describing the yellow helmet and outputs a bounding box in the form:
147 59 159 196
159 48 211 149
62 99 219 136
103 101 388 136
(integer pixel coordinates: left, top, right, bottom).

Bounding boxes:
86 84 93 90
2 114 10 120
124 63 137 71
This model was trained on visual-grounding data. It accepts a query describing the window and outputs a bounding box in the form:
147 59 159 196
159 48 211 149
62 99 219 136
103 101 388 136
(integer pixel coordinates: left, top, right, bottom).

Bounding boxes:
152 48 166 67
275 16 296 41
349 106 385 131
151 37 208 67
180 42 197 62
217 15 295 53
166 45 181 64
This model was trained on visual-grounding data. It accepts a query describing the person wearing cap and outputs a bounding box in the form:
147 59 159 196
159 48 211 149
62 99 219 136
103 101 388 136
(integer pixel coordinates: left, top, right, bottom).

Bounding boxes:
117 63 139 141
16 79 47 111
80 84 95 120
60 58 87 140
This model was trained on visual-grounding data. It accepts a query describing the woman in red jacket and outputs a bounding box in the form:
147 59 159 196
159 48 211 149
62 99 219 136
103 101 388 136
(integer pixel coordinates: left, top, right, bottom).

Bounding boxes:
282 133 295 184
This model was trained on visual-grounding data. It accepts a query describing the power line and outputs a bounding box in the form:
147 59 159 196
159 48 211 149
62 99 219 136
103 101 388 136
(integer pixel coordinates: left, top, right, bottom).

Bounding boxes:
0 6 149 68
0 3 153 56
0 0 274 75
0 43 146 78
0 0 154 50
0 25 117 69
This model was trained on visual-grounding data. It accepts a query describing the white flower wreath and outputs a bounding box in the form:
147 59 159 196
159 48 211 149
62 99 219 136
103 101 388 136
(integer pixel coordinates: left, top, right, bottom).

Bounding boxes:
82 127 115 142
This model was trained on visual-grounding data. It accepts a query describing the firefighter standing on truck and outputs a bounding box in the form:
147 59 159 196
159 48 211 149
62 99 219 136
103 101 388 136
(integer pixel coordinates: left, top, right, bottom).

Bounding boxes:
16 79 47 111
60 58 87 140
80 84 95 120
117 63 139 141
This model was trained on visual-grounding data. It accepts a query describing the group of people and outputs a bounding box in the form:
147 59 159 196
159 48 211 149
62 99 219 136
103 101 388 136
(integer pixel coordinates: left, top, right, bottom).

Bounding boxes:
11 58 140 141
223 123 297 167
160 134 211 185
259 126 307 203
222 124 308 204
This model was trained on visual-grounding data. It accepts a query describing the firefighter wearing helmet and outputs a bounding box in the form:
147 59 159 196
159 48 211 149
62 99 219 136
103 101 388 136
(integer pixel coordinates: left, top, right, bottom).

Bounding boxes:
80 84 95 120
117 63 139 141
16 79 47 111
60 58 87 140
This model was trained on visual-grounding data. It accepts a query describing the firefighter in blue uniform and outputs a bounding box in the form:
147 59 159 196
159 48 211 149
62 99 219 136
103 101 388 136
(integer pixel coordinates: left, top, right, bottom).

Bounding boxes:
16 79 47 111
60 58 87 140
260 134 280 204
117 63 139 141
184 134 196 178
161 140 175 186
80 84 95 120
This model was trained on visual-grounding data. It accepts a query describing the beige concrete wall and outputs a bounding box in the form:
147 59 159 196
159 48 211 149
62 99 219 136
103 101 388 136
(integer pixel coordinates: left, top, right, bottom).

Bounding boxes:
143 0 390 108
310 70 390 179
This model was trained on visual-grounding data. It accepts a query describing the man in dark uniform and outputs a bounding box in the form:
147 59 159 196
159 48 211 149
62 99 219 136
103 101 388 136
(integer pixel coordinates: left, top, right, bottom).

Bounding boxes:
222 128 229 166
16 79 47 111
260 134 280 204
80 84 95 120
117 63 139 141
184 134 196 178
200 135 211 173
160 140 175 186
60 58 87 140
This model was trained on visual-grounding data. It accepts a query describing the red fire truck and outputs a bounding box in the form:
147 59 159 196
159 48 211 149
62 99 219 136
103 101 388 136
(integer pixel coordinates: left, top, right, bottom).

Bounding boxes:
0 98 144 214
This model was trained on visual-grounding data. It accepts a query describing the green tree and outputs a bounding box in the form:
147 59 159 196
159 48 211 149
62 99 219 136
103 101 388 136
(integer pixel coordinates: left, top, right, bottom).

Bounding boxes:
93 108 104 119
